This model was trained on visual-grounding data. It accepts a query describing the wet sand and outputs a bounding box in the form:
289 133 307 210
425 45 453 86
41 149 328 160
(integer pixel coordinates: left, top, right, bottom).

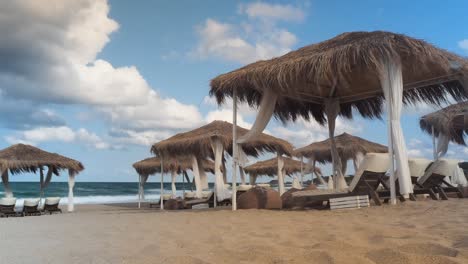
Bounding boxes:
0 199 467 264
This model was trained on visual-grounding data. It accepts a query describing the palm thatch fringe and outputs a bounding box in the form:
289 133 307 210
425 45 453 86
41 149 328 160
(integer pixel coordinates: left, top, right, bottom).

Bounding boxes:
243 157 321 177
210 31 468 124
420 101 468 145
293 133 387 163
0 144 84 175
151 120 293 158
133 156 214 176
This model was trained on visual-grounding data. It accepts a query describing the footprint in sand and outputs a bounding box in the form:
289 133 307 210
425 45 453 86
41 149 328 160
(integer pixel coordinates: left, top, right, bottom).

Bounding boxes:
398 243 458 257
453 236 468 249
366 248 412 264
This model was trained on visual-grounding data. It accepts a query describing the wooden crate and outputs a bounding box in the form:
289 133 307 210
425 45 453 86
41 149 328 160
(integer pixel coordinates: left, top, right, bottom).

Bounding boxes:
330 195 369 210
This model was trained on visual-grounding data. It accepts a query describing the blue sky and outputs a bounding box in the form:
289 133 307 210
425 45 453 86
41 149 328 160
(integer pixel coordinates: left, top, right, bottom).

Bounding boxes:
1 0 467 182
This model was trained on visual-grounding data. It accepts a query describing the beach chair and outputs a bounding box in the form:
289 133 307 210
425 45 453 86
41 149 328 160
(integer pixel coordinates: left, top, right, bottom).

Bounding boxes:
149 194 173 208
41 197 62 214
236 184 253 197
23 198 41 216
415 160 465 200
0 198 20 217
291 153 390 207
185 191 215 209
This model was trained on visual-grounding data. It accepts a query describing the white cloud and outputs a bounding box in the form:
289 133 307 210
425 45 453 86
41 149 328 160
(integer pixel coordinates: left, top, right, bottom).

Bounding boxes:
205 109 252 129
5 126 114 150
0 0 206 147
191 2 302 64
458 39 468 53
239 2 305 22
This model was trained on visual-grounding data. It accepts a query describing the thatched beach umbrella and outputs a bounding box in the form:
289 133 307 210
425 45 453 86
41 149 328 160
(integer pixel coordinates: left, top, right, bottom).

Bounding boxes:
210 31 468 205
151 120 293 208
420 101 468 159
0 144 84 212
132 156 214 208
294 133 387 185
243 157 322 185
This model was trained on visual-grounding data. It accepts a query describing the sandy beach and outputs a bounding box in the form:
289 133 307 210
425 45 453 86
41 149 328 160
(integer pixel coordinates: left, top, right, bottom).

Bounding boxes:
0 200 467 264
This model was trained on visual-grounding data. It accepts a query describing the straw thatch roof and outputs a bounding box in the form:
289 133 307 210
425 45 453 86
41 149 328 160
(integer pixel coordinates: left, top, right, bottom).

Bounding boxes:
0 144 84 175
293 133 387 163
210 31 468 124
151 120 293 158
243 157 321 177
420 101 468 145
132 156 215 176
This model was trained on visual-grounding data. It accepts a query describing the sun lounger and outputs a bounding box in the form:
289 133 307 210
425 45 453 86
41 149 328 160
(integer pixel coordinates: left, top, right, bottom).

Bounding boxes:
415 160 465 200
0 198 21 217
185 191 215 209
291 153 390 207
149 194 173 208
378 158 432 202
23 198 41 216
41 197 62 214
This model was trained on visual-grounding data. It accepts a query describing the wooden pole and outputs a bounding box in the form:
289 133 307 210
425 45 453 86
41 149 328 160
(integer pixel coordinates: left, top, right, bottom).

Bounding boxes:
432 126 437 160
300 156 304 186
138 175 141 209
160 155 164 210
232 88 238 211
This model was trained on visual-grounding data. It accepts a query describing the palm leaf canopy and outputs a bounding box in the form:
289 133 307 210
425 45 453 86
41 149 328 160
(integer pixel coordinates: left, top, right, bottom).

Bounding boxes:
210 31 468 124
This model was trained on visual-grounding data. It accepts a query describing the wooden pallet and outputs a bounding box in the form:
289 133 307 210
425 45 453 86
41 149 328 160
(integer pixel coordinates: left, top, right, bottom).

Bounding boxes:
330 195 369 210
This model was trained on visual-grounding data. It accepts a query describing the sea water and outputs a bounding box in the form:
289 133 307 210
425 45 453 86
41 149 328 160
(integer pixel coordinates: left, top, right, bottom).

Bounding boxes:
0 182 210 205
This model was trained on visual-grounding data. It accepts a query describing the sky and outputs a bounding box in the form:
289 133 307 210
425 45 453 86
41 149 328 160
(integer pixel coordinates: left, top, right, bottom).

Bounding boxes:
1 0 468 182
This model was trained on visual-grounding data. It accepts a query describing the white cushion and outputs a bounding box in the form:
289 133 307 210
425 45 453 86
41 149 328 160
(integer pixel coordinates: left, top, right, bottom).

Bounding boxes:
256 183 270 189
24 199 39 207
408 158 432 178
238 184 253 191
201 191 213 198
162 194 172 200
45 197 60 205
224 184 231 189
418 159 456 185
184 192 196 198
0 198 16 206
349 153 390 192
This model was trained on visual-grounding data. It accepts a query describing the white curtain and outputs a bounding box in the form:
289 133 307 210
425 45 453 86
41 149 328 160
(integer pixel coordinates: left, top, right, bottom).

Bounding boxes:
341 157 348 177
327 176 334 190
292 176 302 189
39 166 54 200
308 158 326 185
324 99 348 190
249 173 257 185
353 152 365 173
436 134 450 158
239 167 246 185
454 165 468 186
191 155 203 198
68 170 76 212
237 90 277 144
277 154 285 195
197 158 209 190
1 169 13 198
171 170 177 197
211 138 232 201
380 57 413 197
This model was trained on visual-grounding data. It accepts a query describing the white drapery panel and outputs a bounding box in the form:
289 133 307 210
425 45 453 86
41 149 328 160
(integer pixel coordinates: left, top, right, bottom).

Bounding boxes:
249 173 257 185
197 157 209 190
171 170 177 197
210 138 232 201
1 169 13 198
141 174 149 199
68 170 76 212
292 176 302 189
191 155 203 198
237 90 277 144
324 99 348 190
307 158 326 185
222 158 228 183
380 57 413 198
39 166 54 199
353 152 365 172
239 167 246 185
454 164 468 186
277 154 285 195
436 134 450 158
341 157 348 177
327 176 334 190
